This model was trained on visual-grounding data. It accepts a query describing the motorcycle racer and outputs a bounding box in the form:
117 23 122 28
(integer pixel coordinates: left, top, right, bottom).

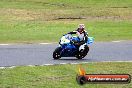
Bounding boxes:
53 24 93 59
67 24 88 47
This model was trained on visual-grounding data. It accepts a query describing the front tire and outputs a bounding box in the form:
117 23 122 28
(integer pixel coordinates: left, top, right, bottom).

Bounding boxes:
76 53 83 59
53 47 62 60
83 45 89 55
76 46 89 59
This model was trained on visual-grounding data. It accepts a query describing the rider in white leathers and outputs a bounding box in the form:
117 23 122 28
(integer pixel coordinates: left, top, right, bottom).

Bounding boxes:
67 24 88 51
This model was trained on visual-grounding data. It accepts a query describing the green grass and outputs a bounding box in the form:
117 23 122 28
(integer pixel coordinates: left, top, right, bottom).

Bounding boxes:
0 20 132 43
0 0 132 43
0 62 132 88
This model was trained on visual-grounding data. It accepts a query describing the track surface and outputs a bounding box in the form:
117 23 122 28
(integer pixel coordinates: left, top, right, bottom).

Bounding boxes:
0 41 132 67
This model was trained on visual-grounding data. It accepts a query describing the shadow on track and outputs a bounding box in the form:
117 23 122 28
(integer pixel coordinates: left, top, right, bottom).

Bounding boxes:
53 58 93 61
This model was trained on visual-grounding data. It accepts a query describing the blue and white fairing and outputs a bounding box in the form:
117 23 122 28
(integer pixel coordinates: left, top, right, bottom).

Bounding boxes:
59 34 94 57
59 34 94 45
87 37 94 44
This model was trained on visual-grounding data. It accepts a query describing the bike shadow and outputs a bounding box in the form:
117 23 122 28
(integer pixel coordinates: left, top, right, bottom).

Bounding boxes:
54 58 93 61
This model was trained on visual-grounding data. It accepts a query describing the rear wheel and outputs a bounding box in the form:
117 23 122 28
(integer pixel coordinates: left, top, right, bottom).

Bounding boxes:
53 47 62 60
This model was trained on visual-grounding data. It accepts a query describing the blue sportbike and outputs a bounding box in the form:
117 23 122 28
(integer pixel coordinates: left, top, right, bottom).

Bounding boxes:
53 34 94 59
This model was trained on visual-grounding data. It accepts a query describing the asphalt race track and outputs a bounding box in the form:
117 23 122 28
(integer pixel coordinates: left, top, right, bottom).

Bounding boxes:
0 41 132 67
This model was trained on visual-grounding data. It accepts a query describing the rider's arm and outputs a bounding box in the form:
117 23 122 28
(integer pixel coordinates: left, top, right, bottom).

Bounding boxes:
84 31 88 43
67 31 77 34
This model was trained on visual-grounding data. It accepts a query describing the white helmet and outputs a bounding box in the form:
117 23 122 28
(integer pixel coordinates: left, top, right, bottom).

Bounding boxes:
77 24 85 34
78 24 85 29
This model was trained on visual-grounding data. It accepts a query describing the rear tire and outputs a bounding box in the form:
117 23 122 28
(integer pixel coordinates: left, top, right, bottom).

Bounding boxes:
53 47 62 60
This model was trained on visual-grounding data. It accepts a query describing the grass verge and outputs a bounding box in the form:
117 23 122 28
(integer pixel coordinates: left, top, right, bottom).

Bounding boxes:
0 0 132 43
0 62 132 88
0 20 132 43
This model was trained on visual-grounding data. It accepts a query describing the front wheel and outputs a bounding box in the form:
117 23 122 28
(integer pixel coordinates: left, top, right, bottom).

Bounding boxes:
76 46 89 59
76 54 83 59
83 45 89 55
53 47 62 60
